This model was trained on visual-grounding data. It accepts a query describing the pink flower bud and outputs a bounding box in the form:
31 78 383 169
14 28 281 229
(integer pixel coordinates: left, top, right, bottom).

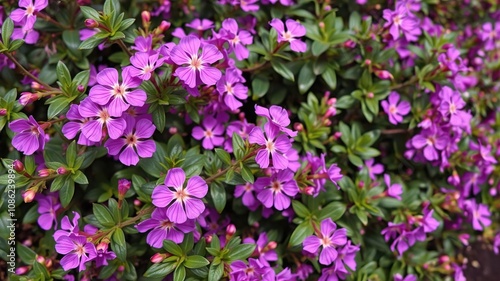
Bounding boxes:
19 92 39 106
97 241 109 252
150 253 166 263
45 258 52 268
0 108 6 116
118 265 125 272
85 19 99 28
118 178 131 197
490 187 497 196
226 224 236 237
458 233 470 246
333 131 342 139
318 22 325 29
293 123 304 131
267 241 277 250
205 234 213 243
366 92 374 99
77 85 85 92
374 70 393 80
169 127 178 134
439 255 450 264
36 255 45 264
15 266 29 275
364 59 372 65
13 159 25 172
302 186 314 195
141 11 151 24
38 169 52 177
159 21 171 32
23 190 36 203
134 199 142 206
57 167 68 175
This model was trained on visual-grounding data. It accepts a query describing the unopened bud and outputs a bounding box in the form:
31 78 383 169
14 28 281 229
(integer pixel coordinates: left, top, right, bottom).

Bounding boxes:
150 253 167 263
293 123 304 131
267 241 277 250
38 169 52 177
159 21 171 33
57 167 68 175
205 234 213 243
77 85 85 92
374 70 393 80
0 108 6 116
439 255 450 264
303 186 314 195
36 255 45 264
97 240 109 252
13 159 25 173
323 119 332 126
19 92 39 106
344 40 356 48
490 187 497 196
23 190 36 203
45 258 52 268
15 266 29 275
333 131 342 139
364 59 372 66
134 199 142 206
238 112 245 121
458 233 470 246
141 11 151 25
226 224 236 237
319 22 325 29
31 82 43 90
118 265 125 272
85 19 99 29
118 178 131 197
366 92 374 99
169 127 178 134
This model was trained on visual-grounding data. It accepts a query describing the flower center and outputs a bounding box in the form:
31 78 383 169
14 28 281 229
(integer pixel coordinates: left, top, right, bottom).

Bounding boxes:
283 31 293 41
389 104 397 114
426 136 436 146
99 110 110 122
449 103 457 114
75 243 86 257
142 65 153 75
160 219 174 229
244 183 253 192
126 134 137 146
320 236 332 247
30 125 40 135
230 35 240 45
174 188 188 201
265 140 275 152
225 83 234 94
112 84 127 98
244 266 255 275
271 180 282 193
204 129 213 138
26 5 35 16
393 15 401 26
189 54 203 70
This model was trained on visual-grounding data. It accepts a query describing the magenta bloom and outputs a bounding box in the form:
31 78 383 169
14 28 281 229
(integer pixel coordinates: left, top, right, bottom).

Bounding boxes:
11 25 39 44
249 123 292 170
384 174 402 200
269 19 307 52
234 182 260 211
394 274 417 281
465 200 491 231
89 67 147 117
480 22 500 51
411 126 448 161
55 234 97 271
136 207 196 248
438 87 468 126
243 232 278 266
303 218 347 265
383 6 421 41
127 52 164 80
94 243 116 268
170 35 223 88
104 117 156 166
36 193 61 231
192 115 225 149
186 18 214 31
381 92 411 125
221 18 253 60
9 116 46 155
255 105 297 137
216 70 248 111
254 169 298 211
10 0 48 29
421 206 439 233
78 98 126 142
151 168 208 224
364 159 384 180
62 104 97 146
53 211 81 241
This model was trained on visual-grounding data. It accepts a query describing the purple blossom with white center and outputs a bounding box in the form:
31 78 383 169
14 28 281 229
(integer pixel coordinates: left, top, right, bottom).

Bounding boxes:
464 200 491 231
131 35 153 53
10 0 48 29
77 98 126 142
53 211 81 241
151 168 208 224
234 182 260 211
11 25 39 44
192 115 225 149
480 22 500 51
186 18 214 31
216 69 248 111
9 116 46 155
254 169 299 210
333 241 360 275
437 47 466 75
229 258 274 281
55 234 97 271
249 122 292 170
169 35 223 88
269 18 307 53
384 174 402 200
437 87 468 126
381 92 411 125
104 117 156 166
62 104 97 146
363 159 384 180
35 193 61 230
303 218 347 265
255 105 297 137
394 274 418 281
243 232 278 266
383 6 421 42
411 126 448 161
221 18 253 60
89 67 147 117
136 207 196 248
127 52 164 81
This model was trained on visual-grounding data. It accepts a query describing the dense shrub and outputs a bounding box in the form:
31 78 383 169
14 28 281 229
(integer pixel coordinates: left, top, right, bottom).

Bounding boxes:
0 0 499 280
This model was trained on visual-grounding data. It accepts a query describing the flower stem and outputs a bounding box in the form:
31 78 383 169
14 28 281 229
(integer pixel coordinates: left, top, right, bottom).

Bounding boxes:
4 52 58 91
116 39 133 57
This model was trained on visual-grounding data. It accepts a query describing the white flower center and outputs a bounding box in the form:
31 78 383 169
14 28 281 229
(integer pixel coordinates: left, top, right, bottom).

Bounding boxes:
189 54 203 70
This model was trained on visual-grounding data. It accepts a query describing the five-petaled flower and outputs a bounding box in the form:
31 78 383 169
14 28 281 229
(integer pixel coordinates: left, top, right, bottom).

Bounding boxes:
303 218 347 265
269 18 307 52
249 122 292 170
9 115 46 155
192 115 225 149
55 234 97 271
381 92 411 125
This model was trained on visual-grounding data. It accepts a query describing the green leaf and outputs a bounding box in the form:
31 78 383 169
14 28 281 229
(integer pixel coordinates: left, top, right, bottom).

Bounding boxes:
163 240 184 256
271 60 295 81
348 153 364 167
251 75 270 98
298 62 316 94
318 202 346 221
292 200 310 218
210 183 226 213
72 170 89 184
240 165 254 184
232 133 245 160
215 148 231 165
63 30 81 52
8 39 24 52
66 141 77 168
208 262 224 281
2 18 14 47
112 228 127 261
321 66 337 90
184 255 209 269
56 61 72 89
79 36 105 50
144 262 176 278
139 142 168 177
80 6 100 20
17 244 36 265
152 105 166 133
174 265 186 281
289 221 313 246
181 233 195 253
46 96 71 119
93 204 115 227
312 41 330 56
227 243 256 261
60 178 75 207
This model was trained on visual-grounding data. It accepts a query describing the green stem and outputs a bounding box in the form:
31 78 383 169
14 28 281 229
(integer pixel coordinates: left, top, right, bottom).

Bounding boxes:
4 52 58 91
116 39 133 57
205 147 259 184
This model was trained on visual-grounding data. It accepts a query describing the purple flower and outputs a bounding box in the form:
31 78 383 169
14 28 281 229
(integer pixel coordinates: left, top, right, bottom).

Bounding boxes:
328 164 343 190
36 193 61 231
303 218 347 265
381 92 411 125
437 47 466 75
136 207 196 248
334 241 360 273
170 35 223 88
127 52 164 80
254 169 298 210
480 22 500 51
383 6 421 41
192 115 225 149
269 18 307 53
438 87 468 126
363 159 384 180
394 274 417 281
221 18 253 60
243 232 278 266
151 168 208 224
249 123 292 170
255 105 297 137
104 117 156 166
230 259 273 281
62 104 97 146
131 35 153 53
94 243 116 268
9 116 46 155
216 70 248 111
78 98 126 142
54 211 81 241
10 0 48 29
420 206 439 233
411 126 448 161
384 174 402 200
465 200 491 231
11 25 39 44
89 67 147 117
55 234 97 271
186 18 214 31
234 182 260 211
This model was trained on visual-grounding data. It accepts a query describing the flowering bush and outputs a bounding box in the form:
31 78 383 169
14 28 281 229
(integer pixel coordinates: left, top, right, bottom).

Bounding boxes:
1 0 500 280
